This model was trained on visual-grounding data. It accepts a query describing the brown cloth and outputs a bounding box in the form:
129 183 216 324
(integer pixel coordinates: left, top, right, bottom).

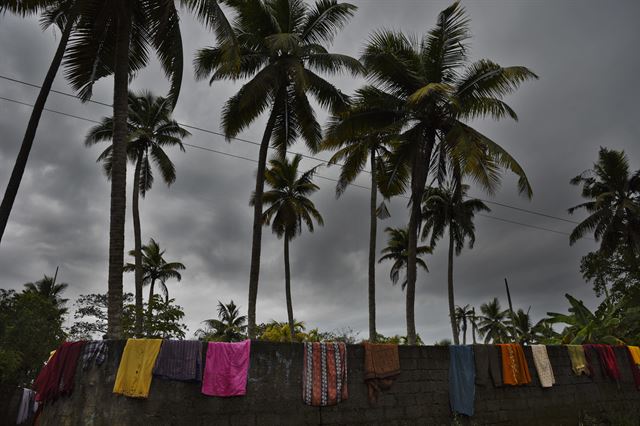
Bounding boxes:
473 344 503 387
363 343 400 404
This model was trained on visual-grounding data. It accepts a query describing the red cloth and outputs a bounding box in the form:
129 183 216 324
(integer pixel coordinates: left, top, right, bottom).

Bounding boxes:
34 341 85 403
626 347 640 390
583 344 620 382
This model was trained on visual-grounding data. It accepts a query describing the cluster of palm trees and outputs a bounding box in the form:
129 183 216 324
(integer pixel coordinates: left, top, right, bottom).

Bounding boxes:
0 0 538 342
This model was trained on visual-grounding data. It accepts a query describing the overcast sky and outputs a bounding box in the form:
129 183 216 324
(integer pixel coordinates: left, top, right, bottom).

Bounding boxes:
1 0 639 342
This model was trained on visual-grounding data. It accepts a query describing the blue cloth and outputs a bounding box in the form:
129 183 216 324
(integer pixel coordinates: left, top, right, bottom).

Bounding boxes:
449 345 476 417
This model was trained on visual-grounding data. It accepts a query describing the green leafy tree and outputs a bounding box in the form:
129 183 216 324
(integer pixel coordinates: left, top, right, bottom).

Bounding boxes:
196 300 247 342
124 238 185 317
329 2 535 343
378 227 431 289
421 183 489 344
477 297 509 343
86 91 190 335
507 308 533 344
0 289 66 386
64 0 231 338
255 154 323 339
258 319 308 343
0 0 79 244
194 0 362 338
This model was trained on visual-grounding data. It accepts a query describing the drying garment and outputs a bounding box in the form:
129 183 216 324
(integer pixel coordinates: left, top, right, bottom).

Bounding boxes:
81 340 108 370
201 340 251 396
363 343 400 404
16 388 35 424
34 341 86 403
154 340 203 381
583 344 620 382
628 346 640 366
113 339 163 398
497 343 532 386
302 342 348 406
566 345 591 376
531 345 555 388
449 346 475 417
473 344 503 387
626 346 640 390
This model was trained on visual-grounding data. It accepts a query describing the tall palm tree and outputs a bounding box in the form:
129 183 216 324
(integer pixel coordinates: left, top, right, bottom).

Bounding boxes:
477 297 509 343
508 308 533 344
86 91 189 335
194 0 362 338
569 148 640 258
421 183 489 344
124 238 185 317
23 272 69 315
454 304 476 345
0 0 78 245
378 227 431 290
328 2 536 344
197 300 247 342
63 0 232 338
254 154 323 339
322 101 405 342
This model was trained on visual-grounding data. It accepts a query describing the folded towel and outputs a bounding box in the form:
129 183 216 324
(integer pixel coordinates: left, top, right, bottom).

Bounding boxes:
566 345 590 376
498 343 531 386
201 340 251 397
531 345 555 388
449 345 475 417
113 339 163 398
153 340 203 381
363 343 400 404
302 342 348 406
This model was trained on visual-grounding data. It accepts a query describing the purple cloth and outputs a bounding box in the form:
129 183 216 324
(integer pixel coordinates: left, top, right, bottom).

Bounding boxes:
201 340 251 397
153 340 203 381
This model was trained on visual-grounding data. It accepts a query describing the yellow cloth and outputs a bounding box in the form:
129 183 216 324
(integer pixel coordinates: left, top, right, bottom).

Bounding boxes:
628 346 640 365
113 339 162 398
566 345 590 376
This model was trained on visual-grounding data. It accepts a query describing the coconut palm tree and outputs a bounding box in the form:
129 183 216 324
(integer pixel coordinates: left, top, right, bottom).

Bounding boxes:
328 2 536 343
194 0 362 338
0 0 79 245
378 227 431 290
455 304 476 345
86 91 189 335
197 300 247 342
322 100 406 342
254 154 323 339
63 0 233 338
508 308 533 344
124 238 185 318
23 271 69 315
421 183 489 344
477 297 509 343
569 148 640 258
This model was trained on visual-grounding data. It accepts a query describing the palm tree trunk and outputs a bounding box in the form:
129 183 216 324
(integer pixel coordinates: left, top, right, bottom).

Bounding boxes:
0 17 74 245
448 227 459 344
132 154 143 336
368 148 377 342
471 307 477 344
106 8 131 339
247 108 278 339
462 319 467 345
147 278 156 314
405 131 435 345
284 233 295 340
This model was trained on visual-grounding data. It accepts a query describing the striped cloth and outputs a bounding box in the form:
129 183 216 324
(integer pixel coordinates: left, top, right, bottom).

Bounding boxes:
153 340 203 381
302 342 348 406
81 341 108 370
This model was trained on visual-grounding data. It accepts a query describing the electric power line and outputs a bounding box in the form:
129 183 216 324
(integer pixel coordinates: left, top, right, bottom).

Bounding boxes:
0 73 582 225
0 92 584 239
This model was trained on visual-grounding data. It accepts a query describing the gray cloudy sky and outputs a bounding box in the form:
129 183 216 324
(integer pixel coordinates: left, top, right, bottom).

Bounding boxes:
1 0 639 342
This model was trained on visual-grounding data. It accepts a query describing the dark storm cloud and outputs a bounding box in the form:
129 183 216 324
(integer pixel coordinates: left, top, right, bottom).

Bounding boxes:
1 0 639 342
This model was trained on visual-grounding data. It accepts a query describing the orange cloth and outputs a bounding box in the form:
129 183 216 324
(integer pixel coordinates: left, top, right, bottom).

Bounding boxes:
498 343 532 386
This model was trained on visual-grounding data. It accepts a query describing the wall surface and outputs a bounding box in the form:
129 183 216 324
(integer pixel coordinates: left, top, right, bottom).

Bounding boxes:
24 341 640 425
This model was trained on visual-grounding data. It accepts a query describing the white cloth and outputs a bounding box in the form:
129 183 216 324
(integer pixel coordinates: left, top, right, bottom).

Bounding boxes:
16 388 34 424
531 345 555 388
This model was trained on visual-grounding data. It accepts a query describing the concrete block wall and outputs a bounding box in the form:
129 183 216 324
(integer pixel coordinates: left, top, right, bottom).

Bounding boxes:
26 341 640 425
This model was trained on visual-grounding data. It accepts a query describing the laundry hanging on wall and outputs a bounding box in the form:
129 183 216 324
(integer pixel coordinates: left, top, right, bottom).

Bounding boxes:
531 345 555 388
449 345 476 417
153 340 203 382
81 340 108 370
363 343 400 405
201 340 251 397
583 344 620 383
302 342 348 406
497 343 532 386
34 341 86 403
566 345 591 377
473 344 503 388
113 339 163 398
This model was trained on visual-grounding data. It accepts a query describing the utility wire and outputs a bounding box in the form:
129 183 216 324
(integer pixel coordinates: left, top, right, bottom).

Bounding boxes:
0 73 582 225
0 92 583 239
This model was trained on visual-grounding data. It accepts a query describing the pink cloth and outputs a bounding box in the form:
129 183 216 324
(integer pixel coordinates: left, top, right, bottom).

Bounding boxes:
201 340 251 397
